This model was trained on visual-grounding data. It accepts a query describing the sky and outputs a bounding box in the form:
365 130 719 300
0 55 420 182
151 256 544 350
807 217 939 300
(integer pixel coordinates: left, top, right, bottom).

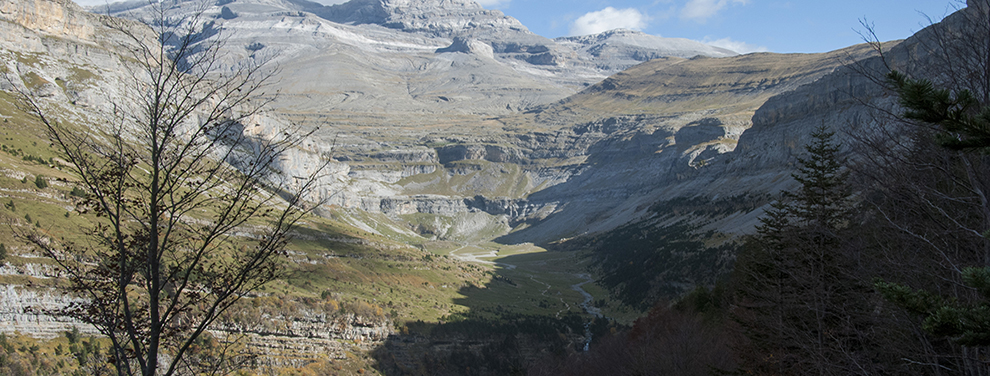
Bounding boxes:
476 0 961 53
73 0 964 54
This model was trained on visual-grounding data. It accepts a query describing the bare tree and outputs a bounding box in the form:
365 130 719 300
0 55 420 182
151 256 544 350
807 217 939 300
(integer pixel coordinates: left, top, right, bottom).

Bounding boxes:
848 1 990 374
10 1 331 375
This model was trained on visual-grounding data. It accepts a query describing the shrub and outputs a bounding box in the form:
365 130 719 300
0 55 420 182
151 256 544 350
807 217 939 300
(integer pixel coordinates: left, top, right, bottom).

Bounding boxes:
69 187 87 198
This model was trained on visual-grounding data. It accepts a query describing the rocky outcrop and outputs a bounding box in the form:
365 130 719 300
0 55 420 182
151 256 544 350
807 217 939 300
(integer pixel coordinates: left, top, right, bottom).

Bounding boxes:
436 36 494 59
675 118 727 149
555 29 736 72
320 0 523 38
372 148 439 163
0 283 392 365
0 0 93 41
0 285 96 338
436 144 524 164
100 0 736 119
380 195 468 215
0 0 150 49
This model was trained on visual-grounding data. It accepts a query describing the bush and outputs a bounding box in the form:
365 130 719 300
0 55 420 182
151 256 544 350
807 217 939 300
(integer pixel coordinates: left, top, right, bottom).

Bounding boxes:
34 175 47 189
69 187 87 198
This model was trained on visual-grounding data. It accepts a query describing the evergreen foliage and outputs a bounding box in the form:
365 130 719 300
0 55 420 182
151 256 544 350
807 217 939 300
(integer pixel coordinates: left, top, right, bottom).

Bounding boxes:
734 125 873 374
69 186 87 198
888 70 990 151
876 270 990 346
875 69 990 348
788 125 851 229
33 175 46 189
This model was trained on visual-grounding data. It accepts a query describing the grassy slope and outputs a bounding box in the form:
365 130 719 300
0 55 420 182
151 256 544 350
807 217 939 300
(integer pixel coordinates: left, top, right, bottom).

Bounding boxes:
497 43 887 136
0 50 608 342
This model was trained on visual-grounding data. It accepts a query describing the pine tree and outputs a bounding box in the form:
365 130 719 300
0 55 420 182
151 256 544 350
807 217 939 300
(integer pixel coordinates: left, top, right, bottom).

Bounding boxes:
888 70 990 151
874 70 990 347
789 126 851 231
734 125 869 375
34 175 47 189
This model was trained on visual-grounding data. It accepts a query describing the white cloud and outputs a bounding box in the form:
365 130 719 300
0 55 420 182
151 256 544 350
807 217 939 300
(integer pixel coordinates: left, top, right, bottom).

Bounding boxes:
475 0 510 7
681 0 748 21
569 7 648 36
702 37 768 54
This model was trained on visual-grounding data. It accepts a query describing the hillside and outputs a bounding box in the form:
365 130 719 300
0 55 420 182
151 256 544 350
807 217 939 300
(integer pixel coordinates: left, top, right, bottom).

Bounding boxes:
0 0 977 373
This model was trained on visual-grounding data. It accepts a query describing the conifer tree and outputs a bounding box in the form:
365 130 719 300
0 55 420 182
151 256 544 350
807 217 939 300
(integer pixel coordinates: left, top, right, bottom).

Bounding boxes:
734 125 869 375
888 70 990 151
874 69 990 347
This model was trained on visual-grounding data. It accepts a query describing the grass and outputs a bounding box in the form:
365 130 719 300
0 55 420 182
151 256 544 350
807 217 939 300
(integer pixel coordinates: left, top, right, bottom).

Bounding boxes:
67 66 96 83
20 72 49 90
436 241 610 321
13 51 42 67
0 331 113 375
396 160 532 199
0 90 492 326
0 50 624 374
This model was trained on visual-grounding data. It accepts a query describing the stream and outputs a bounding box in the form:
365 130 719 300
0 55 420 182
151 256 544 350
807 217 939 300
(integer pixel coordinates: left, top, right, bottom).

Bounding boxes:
570 274 602 351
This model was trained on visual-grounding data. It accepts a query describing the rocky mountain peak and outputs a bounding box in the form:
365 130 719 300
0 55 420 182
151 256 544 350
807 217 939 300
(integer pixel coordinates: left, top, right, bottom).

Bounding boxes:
381 0 481 11
322 0 526 37
556 28 737 60
563 28 648 42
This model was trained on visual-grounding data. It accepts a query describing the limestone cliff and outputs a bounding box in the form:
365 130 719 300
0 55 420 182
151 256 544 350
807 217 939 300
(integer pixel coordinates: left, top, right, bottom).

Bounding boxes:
1 0 94 42
102 0 737 119
0 0 973 346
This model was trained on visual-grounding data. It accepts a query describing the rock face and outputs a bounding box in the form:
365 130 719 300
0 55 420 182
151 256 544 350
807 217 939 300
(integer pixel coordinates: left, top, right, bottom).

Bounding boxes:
556 29 736 72
1 0 979 341
0 0 93 40
324 0 520 37
436 36 494 59
3 0 956 244
78 0 751 238
521 2 975 245
101 0 737 118
0 285 96 338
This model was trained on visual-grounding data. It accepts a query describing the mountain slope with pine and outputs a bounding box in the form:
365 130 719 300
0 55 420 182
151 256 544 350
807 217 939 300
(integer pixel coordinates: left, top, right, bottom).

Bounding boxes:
1 0 984 374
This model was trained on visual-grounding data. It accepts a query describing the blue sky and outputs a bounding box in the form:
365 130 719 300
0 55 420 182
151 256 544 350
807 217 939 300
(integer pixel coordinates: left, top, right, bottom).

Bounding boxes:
478 0 961 53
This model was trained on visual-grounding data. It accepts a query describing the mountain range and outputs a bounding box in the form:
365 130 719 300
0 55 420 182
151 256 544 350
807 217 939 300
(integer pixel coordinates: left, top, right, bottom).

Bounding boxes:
78 0 884 246
0 0 972 372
